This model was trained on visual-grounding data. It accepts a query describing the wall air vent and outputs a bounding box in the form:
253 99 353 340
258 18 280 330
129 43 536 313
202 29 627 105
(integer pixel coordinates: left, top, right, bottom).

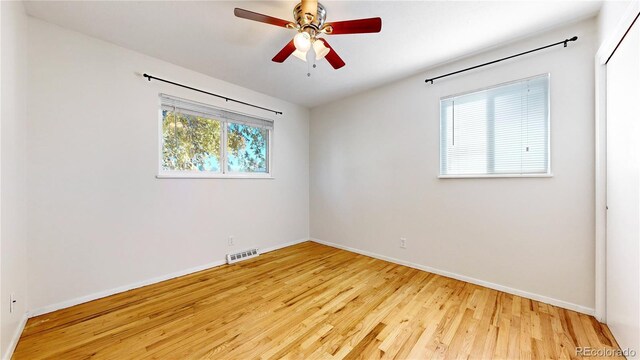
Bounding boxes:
226 248 259 264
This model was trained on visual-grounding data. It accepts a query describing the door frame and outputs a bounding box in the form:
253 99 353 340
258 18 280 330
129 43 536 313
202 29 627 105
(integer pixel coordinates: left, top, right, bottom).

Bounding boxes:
594 1 640 322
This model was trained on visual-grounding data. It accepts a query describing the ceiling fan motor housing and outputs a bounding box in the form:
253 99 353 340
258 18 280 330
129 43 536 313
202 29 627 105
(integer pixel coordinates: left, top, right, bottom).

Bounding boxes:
294 2 327 32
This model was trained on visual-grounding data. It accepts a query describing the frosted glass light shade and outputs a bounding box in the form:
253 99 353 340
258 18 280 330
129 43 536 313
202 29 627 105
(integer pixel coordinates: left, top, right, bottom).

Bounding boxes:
293 32 311 52
292 49 308 62
313 40 330 60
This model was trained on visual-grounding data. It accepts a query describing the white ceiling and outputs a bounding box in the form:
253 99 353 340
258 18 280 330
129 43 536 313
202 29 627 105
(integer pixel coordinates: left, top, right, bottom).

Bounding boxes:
24 1 602 108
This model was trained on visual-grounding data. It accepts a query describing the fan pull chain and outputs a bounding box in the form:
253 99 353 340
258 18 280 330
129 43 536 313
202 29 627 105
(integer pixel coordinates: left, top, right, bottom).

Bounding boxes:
307 59 317 78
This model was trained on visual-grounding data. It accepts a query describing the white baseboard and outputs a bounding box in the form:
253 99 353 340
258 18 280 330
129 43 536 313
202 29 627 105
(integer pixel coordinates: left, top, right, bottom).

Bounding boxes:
310 238 595 316
260 237 308 254
28 259 226 317
28 238 309 317
2 313 28 360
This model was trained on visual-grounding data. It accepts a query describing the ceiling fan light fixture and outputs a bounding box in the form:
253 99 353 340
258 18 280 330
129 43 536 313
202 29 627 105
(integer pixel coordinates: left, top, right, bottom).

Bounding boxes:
313 39 330 60
293 32 312 52
235 1 383 70
292 49 308 62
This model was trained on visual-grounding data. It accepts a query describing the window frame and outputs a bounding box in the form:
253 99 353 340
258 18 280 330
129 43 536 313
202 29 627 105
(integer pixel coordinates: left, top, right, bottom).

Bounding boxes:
156 94 274 179
438 74 552 179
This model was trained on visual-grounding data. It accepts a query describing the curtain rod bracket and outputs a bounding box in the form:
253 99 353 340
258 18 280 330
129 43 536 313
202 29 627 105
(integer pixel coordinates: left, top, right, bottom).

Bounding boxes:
425 35 578 84
142 73 283 115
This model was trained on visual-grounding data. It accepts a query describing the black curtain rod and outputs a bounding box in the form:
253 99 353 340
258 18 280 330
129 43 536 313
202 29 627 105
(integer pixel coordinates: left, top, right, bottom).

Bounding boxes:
143 73 283 115
425 36 578 84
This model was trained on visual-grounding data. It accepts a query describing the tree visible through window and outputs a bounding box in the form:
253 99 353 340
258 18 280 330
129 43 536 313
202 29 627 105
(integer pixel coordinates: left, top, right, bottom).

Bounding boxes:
159 95 272 177
227 123 268 173
162 111 222 172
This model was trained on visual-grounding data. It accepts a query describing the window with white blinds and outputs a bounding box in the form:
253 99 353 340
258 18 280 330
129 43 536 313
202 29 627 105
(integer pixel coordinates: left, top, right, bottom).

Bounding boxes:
440 74 550 177
159 94 273 178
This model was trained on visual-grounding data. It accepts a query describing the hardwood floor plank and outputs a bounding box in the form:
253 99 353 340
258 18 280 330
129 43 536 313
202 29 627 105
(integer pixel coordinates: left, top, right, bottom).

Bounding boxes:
12 242 622 359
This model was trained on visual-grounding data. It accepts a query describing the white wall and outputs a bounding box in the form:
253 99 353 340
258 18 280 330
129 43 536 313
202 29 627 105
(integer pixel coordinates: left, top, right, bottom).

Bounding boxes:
310 19 597 312
0 1 29 358
26 18 309 312
598 0 635 45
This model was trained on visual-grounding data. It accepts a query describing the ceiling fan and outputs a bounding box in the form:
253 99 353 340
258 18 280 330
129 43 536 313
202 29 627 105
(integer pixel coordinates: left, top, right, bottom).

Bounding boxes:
234 0 382 69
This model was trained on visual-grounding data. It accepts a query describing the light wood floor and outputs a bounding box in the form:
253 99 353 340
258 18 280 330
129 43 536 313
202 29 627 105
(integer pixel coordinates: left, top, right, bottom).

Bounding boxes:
14 241 621 359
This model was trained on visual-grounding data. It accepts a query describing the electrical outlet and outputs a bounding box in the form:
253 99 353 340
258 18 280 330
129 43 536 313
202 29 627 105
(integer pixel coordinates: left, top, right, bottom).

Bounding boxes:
228 236 234 246
400 237 407 249
10 293 16 313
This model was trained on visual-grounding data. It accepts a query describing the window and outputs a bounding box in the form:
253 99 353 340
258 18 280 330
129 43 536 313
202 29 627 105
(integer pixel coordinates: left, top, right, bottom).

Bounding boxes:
440 74 550 177
159 94 272 178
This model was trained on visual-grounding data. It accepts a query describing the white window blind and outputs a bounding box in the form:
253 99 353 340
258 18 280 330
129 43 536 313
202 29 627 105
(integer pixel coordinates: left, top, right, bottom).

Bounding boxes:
440 74 550 176
160 94 274 130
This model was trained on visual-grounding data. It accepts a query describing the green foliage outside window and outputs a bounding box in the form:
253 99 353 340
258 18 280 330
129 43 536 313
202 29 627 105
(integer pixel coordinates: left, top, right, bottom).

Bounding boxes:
162 110 268 173
227 123 268 173
162 111 221 171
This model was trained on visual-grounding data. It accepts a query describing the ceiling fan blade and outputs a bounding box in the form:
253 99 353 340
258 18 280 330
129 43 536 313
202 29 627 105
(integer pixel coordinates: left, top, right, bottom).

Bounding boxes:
272 40 296 63
318 39 345 69
234 8 293 28
301 0 318 23
325 17 382 35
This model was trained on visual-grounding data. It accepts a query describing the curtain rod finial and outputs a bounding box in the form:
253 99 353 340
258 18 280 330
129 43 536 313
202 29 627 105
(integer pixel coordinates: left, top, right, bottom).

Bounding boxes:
565 36 578 46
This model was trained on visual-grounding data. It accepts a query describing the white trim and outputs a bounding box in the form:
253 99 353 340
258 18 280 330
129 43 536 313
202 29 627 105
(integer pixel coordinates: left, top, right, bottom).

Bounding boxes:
593 0 640 323
439 173 553 179
29 260 224 317
260 238 308 254
2 313 28 360
594 59 607 322
156 173 274 179
28 238 309 317
310 238 595 316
